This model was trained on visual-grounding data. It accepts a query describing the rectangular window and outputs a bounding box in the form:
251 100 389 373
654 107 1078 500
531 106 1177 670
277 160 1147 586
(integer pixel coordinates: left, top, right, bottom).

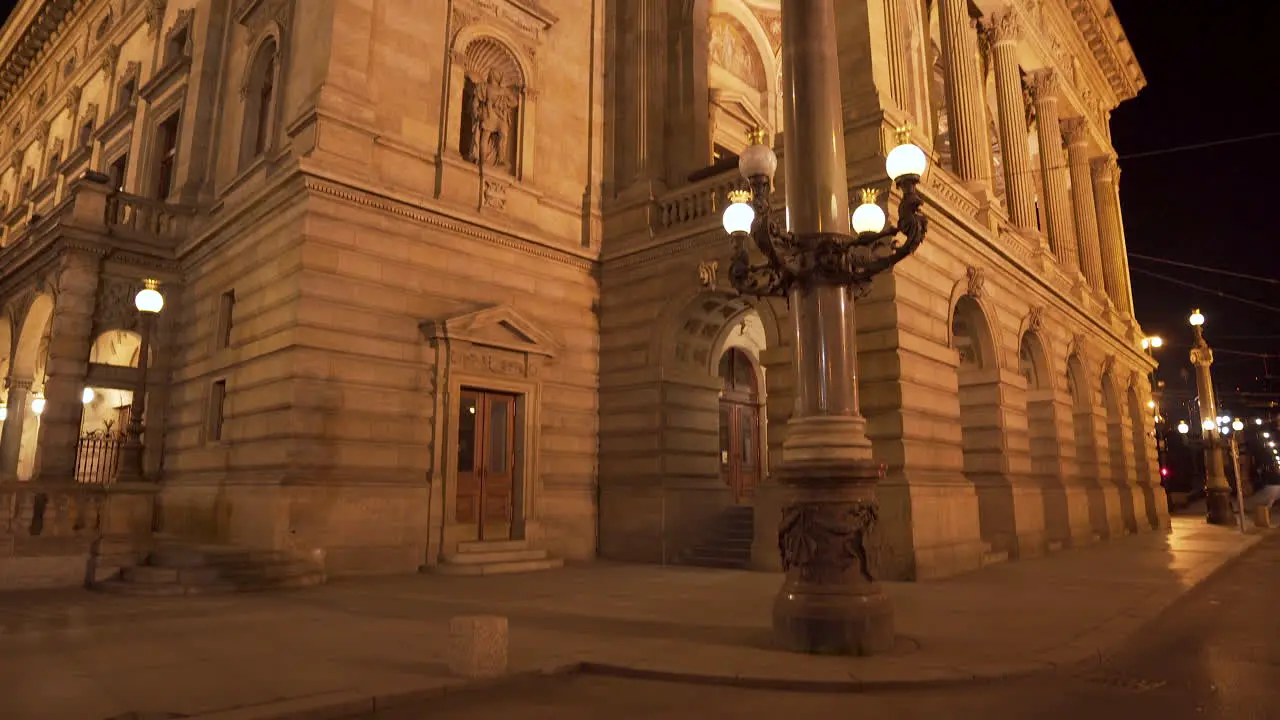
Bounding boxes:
165 27 190 65
217 289 236 348
108 154 128 191
117 78 137 112
47 153 61 175
208 380 227 442
78 119 94 148
154 112 181 199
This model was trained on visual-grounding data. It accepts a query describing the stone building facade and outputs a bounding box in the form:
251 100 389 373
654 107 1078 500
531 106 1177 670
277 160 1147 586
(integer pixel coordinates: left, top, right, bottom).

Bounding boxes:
0 0 1163 588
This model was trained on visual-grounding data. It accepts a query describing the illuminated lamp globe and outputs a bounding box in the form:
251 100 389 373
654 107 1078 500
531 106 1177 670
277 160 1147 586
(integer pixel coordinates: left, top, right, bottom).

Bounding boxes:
851 188 886 234
1202 419 1215 431
1256 418 1264 425
1146 400 1156 409
722 190 756 235
0 405 6 421
1177 421 1189 434
82 388 95 405
1189 309 1204 327
885 127 928 181
1150 336 1164 348
31 397 45 416
135 279 164 314
738 129 778 180
1232 419 1244 431
1140 338 1149 349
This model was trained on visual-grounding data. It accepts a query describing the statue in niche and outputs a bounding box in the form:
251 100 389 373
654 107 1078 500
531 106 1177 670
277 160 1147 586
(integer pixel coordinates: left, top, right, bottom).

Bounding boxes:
462 68 520 172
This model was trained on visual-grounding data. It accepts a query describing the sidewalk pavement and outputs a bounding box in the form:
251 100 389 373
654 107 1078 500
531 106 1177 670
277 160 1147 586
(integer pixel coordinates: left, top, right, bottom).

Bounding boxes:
0 517 1263 720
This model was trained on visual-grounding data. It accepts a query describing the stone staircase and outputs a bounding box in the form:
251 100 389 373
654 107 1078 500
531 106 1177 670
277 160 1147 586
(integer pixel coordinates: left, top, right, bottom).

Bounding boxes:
434 539 564 576
94 541 326 596
682 505 754 570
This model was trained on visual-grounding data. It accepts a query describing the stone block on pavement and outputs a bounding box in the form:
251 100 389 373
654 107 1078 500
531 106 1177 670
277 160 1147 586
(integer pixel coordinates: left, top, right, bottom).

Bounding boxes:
448 615 509 679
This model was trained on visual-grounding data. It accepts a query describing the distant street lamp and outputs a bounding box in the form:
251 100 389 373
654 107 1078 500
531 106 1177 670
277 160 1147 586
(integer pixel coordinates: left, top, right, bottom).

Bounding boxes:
1177 421 1190 435
117 279 164 482
718 0 929 656
1188 309 1231 525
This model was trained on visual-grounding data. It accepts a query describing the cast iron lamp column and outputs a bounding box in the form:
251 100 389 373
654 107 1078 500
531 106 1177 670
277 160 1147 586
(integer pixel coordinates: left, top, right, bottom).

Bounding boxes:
1188 309 1231 525
719 0 929 656
117 280 164 482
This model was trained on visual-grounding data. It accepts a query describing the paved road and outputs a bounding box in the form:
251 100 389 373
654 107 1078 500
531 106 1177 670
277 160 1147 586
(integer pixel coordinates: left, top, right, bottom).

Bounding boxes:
369 533 1280 720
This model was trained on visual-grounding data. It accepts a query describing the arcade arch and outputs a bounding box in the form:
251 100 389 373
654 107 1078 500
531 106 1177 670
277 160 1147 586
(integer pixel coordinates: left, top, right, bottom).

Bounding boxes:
1102 370 1138 533
951 293 1016 555
1126 382 1159 530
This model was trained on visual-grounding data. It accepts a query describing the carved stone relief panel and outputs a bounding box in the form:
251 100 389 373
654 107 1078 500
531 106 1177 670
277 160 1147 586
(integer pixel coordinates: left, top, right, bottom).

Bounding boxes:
92 276 144 336
708 14 766 91
450 343 526 378
458 37 524 174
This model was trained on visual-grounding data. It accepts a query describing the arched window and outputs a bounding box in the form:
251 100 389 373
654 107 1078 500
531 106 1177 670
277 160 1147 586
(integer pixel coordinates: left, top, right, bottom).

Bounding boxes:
239 40 278 170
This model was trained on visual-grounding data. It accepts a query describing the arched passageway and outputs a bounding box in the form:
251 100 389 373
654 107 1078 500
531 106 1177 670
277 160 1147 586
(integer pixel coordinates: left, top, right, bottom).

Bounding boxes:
1126 384 1160 530
1020 330 1071 546
1067 354 1113 538
1102 372 1138 534
952 294 1019 556
1 294 55 480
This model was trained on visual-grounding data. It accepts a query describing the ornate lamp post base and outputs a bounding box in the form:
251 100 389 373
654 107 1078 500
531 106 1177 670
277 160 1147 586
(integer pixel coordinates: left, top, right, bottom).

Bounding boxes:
1204 487 1233 526
773 447 893 655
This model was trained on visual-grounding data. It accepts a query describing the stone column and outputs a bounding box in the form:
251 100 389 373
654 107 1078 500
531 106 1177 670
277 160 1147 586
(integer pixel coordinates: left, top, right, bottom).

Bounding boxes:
0 378 33 477
1091 157 1135 317
937 0 991 188
1062 118 1107 294
1027 70 1076 269
986 10 1036 230
33 252 102 482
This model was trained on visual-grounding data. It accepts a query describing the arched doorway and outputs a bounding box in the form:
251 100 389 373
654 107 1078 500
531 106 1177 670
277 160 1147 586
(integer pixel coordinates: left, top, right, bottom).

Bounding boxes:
717 347 760 504
1020 330 1071 546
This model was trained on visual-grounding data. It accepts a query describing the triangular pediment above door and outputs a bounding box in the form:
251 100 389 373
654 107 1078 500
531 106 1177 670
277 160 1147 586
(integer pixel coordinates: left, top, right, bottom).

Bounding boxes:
421 305 562 358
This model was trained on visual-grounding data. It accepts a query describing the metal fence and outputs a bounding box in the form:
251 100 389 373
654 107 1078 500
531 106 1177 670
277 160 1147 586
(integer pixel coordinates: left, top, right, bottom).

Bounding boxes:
75 430 125 485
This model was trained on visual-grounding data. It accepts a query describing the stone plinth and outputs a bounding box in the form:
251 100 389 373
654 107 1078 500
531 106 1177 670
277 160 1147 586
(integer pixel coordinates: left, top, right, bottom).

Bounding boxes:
448 615 509 679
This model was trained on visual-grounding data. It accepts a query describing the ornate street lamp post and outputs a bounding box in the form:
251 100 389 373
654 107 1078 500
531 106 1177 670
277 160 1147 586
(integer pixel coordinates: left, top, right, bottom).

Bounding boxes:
720 0 928 656
1188 309 1231 525
117 279 164 482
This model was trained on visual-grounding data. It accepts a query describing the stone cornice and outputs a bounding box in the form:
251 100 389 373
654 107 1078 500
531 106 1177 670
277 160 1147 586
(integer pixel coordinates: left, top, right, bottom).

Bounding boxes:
0 0 79 105
1061 0 1145 101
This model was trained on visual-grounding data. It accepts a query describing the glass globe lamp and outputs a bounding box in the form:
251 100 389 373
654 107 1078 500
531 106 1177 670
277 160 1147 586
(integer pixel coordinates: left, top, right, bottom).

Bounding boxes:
1176 421 1189 435
135 279 164 314
1202 419 1215 431
885 127 928 181
82 388 95 404
1189 309 1204 327
31 397 45 415
851 188 886 234
722 190 755 235
738 129 778 181
1232 420 1244 432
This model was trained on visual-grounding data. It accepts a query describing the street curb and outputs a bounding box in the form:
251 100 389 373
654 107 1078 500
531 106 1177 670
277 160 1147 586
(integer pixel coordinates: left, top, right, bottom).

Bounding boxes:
575 660 1051 693
187 663 584 720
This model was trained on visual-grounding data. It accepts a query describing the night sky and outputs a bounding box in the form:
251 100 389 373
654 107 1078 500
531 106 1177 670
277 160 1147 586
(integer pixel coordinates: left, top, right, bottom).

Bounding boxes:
0 1 1273 407
1110 1 1278 417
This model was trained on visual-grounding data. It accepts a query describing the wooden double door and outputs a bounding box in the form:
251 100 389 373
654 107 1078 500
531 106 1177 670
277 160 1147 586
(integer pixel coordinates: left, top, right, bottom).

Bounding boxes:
718 348 761 504
455 389 518 541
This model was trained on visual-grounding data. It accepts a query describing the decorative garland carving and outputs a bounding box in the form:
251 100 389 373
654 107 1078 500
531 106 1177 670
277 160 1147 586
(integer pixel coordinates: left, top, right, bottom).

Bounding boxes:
1027 304 1046 333
966 265 986 298
100 45 121 75
778 501 879 584
92 276 144 335
145 0 169 36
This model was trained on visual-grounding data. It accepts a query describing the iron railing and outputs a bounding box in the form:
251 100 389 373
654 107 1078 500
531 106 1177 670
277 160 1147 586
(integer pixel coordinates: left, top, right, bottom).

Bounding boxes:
75 430 125 485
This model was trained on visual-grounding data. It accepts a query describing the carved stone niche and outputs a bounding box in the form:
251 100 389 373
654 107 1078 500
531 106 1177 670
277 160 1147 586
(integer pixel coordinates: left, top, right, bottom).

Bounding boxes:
421 304 561 382
447 0 558 184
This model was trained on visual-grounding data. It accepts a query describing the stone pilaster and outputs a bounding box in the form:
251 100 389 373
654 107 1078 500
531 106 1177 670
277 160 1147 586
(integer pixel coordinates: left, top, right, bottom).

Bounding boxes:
0 378 33 477
986 10 1036 230
34 252 102 482
614 0 668 194
883 0 914 114
1091 156 1134 317
937 0 991 188
1062 118 1107 295
1027 70 1076 269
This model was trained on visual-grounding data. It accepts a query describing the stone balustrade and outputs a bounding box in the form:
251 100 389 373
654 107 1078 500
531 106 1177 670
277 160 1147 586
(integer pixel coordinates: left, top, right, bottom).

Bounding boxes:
656 171 741 232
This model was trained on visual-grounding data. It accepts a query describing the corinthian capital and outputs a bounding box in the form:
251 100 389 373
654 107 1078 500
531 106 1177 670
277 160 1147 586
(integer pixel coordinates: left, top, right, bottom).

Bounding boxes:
986 7 1021 46
1026 68 1058 102
1060 117 1088 145
1091 155 1118 182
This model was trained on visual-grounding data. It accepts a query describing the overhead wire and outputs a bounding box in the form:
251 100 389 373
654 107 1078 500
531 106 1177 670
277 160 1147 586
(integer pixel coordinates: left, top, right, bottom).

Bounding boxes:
1127 267 1280 315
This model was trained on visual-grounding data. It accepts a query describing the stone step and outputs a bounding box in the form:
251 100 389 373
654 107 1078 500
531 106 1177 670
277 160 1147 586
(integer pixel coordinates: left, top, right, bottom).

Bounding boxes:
149 544 297 569
456 540 528 554
122 565 221 585
981 550 1010 567
433 557 564 576
443 549 548 565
